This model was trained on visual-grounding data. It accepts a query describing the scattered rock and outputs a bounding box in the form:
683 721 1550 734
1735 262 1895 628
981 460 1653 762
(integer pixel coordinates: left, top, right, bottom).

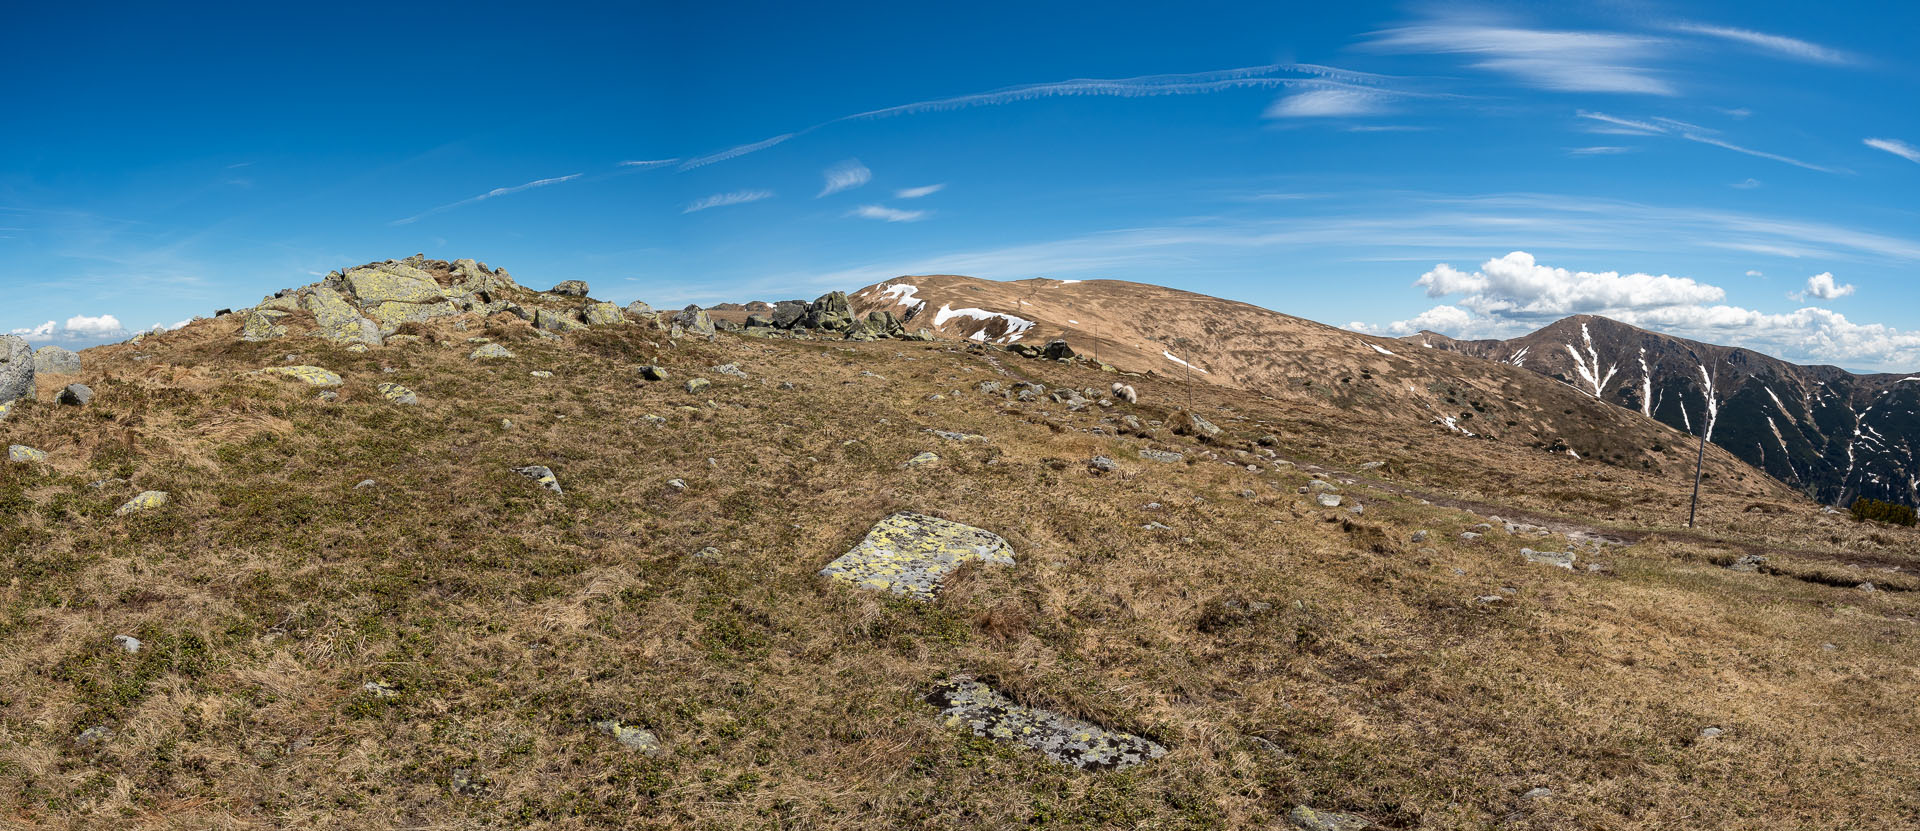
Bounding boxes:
927 676 1166 770
1521 548 1576 570
114 490 170 515
1139 449 1184 463
1700 726 1724 738
593 720 665 756
624 300 655 318
1410 530 1429 543
1460 531 1482 541
903 451 940 468
1308 480 1339 493
1090 455 1119 473
1522 787 1554 800
548 279 590 297
1857 582 1877 592
672 305 717 338
1316 493 1342 508
362 681 399 698
637 365 669 381
240 308 291 341
1172 411 1222 440
693 547 721 561
469 343 515 360
1042 339 1075 360
113 635 142 653
666 478 686 491
1 335 37 408
1287 805 1373 830
582 301 626 326
56 383 92 406
533 307 588 333
529 370 553 378
819 512 1015 599
8 444 47 463
514 465 563 495
711 363 747 378
75 725 113 747
930 429 985 442
33 345 81 375
376 382 418 405
1727 554 1768 572
1357 461 1385 471
684 378 711 394
258 365 344 387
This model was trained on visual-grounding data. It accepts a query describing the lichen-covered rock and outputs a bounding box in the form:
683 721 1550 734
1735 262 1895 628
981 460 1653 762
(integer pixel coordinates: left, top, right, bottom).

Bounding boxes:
1288 805 1373 830
927 677 1167 771
582 301 626 326
33 346 81 375
469 343 515 360
240 308 290 341
343 263 446 305
624 300 654 318
672 305 716 338
258 366 344 387
771 301 808 328
1728 553 1767 572
636 365 668 381
451 258 515 295
903 451 940 468
9 444 48 463
1172 411 1222 440
592 720 664 756
57 384 92 406
302 286 383 345
1139 449 1184 463
548 280 590 297
1043 339 1075 360
514 465 562 494
364 299 458 331
685 378 710 394
1316 493 1342 508
2 336 36 409
805 291 853 331
1521 548 1576 570
377 382 418 405
819 512 1015 599
533 308 588 333
114 490 170 515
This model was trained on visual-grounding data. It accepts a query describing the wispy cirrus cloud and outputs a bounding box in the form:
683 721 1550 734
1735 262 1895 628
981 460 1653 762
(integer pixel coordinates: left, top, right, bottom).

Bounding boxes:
618 159 680 169
683 190 774 214
1367 14 1675 95
1865 138 1920 164
390 173 583 225
1264 84 1394 118
896 184 945 199
1576 111 1840 173
1568 146 1635 156
1668 22 1854 65
849 205 928 223
818 160 872 197
678 134 794 171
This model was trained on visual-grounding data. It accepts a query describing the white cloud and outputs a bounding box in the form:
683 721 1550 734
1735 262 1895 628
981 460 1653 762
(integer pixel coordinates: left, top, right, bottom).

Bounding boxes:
11 321 56 338
1731 178 1761 189
1264 85 1390 118
678 134 794 171
1746 270 1764 277
683 190 775 213
1797 272 1856 301
64 314 125 337
391 173 584 225
617 159 679 169
1568 146 1635 155
850 205 928 223
1417 251 1725 318
818 160 872 197
1368 16 1674 95
896 184 945 199
1864 138 1920 164
1668 22 1853 64
1382 304 1481 336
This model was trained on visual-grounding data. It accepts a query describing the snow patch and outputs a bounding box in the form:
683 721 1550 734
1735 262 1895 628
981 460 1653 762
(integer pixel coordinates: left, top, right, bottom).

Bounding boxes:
1565 323 1618 399
875 283 925 310
932 303 1034 342
1508 346 1530 367
1369 343 1396 357
1162 351 1210 375
1637 348 1653 418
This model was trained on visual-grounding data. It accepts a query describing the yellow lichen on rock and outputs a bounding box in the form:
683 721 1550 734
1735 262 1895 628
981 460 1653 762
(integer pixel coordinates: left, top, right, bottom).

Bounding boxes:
377 382 418 405
344 265 445 304
114 490 170 515
303 286 382 345
819 512 1015 599
257 366 344 387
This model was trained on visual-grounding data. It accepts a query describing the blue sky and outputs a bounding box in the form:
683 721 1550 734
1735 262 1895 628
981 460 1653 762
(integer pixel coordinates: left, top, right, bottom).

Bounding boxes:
4 1 1918 369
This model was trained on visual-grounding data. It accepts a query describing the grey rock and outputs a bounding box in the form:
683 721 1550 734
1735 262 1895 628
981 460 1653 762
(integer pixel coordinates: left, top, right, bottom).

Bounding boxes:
902 451 940 468
1287 805 1373 830
1700 726 1724 738
113 634 142 653
625 300 654 317
1522 787 1554 800
672 305 717 338
1316 493 1343 508
1727 554 1767 573
685 378 710 394
711 362 748 378
770 301 808 329
666 478 686 491
1175 411 1222 440
57 383 92 406
468 343 515 360
1090 455 1119 473
75 725 114 747
1308 480 1339 493
1139 449 1184 463
1 334 36 407
804 291 853 331
514 465 563 494
1410 530 1429 543
548 279 590 297
927 676 1165 770
582 301 626 326
533 307 588 333
355 479 377 489
637 365 669 381
593 719 665 756
1042 339 1075 360
1521 548 1576 570
362 681 399 698
9 444 48 463
33 345 81 375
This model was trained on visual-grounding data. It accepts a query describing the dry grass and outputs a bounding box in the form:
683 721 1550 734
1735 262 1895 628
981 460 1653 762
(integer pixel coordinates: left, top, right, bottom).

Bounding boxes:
0 311 1915 829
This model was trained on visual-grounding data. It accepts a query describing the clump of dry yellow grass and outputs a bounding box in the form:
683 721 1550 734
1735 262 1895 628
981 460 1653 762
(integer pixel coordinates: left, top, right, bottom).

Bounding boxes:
0 309 1914 829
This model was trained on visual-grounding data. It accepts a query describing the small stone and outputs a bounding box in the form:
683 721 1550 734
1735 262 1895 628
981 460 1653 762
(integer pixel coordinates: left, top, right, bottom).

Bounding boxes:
500 419 514 429
1857 582 1877 592
1316 493 1342 508
529 370 553 378
8 444 47 463
1460 531 1482 541
469 343 515 360
593 720 665 756
112 635 142 653
1700 726 1724 738
355 479 377 489
694 547 721 560
1522 787 1554 800
1410 530 1429 543
114 490 170 515
1728 554 1768 572
666 478 686 491
362 681 399 698
1476 595 1504 603
258 365 343 387
75 725 114 747
1287 804 1373 830
1357 461 1385 471
711 363 747 378
637 365 669 381
376 382 418 405
685 378 710 394
57 383 93 406
903 451 940 468
1139 449 1184 463
514 465 563 494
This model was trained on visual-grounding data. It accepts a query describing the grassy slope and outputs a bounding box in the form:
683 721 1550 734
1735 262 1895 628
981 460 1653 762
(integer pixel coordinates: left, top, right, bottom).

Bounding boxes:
0 311 1916 830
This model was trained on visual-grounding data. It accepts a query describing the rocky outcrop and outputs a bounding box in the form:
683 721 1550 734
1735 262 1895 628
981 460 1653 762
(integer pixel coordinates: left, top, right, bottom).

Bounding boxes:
33 346 80 375
548 280 590 297
0 335 33 410
672 306 716 338
241 308 291 342
818 512 1015 599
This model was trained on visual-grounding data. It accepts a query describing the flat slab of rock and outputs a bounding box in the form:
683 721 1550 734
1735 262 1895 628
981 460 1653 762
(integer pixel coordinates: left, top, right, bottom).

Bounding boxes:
34 345 81 375
927 676 1167 771
592 720 664 756
258 366 343 387
514 465 563 494
115 490 170 515
377 382 418 405
469 343 515 360
9 444 47 463
819 512 1014 599
1138 449 1184 463
1521 548 1576 570
1289 805 1373 830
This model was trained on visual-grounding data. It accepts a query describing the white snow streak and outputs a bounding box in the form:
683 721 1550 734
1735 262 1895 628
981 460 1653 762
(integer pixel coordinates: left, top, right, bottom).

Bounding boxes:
1638 348 1653 418
1565 324 1619 399
1697 363 1720 440
1162 351 1210 374
1369 343 1396 356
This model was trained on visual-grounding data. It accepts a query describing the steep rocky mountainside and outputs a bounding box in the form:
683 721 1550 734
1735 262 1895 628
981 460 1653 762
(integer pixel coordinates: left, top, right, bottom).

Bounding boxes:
1409 316 1920 509
4 257 1918 828
849 275 1752 481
